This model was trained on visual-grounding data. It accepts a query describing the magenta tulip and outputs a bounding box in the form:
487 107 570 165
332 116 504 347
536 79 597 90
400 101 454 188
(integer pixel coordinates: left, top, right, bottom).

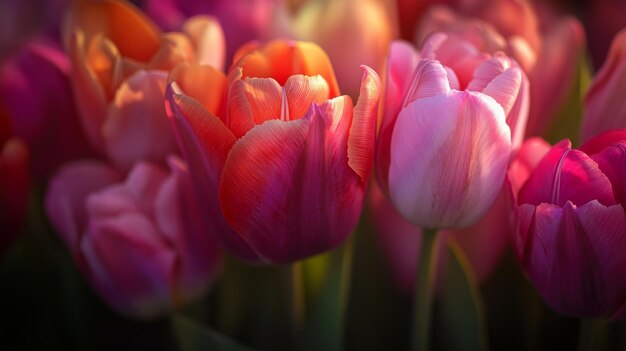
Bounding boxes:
377 34 528 229
582 29 626 143
0 37 96 180
45 157 221 319
515 130 626 319
166 40 380 263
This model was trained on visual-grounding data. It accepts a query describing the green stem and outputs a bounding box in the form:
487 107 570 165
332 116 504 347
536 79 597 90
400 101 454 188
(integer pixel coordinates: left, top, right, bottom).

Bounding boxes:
412 228 440 351
291 260 306 332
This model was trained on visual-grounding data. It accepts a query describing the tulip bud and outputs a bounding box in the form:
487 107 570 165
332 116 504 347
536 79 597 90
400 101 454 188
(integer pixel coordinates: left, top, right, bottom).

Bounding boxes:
582 29 626 143
515 130 626 319
166 40 380 263
377 35 528 229
45 157 221 319
0 37 96 180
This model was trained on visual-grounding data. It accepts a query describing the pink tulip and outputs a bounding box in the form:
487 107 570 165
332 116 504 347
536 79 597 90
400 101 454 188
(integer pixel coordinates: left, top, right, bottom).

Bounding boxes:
377 34 528 229
64 0 225 170
0 37 96 180
369 182 511 295
0 136 29 255
582 29 626 143
515 130 626 319
45 156 221 319
507 137 551 197
166 40 380 263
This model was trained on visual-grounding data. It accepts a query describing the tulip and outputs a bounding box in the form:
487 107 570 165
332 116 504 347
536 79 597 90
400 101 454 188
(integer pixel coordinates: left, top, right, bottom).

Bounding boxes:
0 36 96 180
166 40 380 263
369 181 511 295
515 130 626 319
377 34 528 229
0 136 29 255
507 137 551 197
64 0 225 170
45 156 221 319
582 29 626 143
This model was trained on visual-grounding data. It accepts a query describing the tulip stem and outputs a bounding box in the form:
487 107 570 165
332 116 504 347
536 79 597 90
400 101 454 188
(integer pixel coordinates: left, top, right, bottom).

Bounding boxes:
412 228 440 351
292 260 306 330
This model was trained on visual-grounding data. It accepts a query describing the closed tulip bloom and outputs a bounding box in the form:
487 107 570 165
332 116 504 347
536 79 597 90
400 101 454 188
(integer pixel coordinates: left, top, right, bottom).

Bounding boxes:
45 157 221 319
377 34 528 229
582 29 626 143
166 40 380 263
515 130 626 319
0 37 96 180
65 0 225 170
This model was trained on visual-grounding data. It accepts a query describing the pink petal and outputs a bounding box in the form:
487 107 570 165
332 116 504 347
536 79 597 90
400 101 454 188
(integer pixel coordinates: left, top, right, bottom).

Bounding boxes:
220 96 363 263
347 66 380 184
508 137 551 196
165 82 260 262
579 129 626 155
591 142 626 206
81 213 176 319
104 70 177 170
45 161 122 256
388 91 511 228
518 142 616 207
377 41 420 190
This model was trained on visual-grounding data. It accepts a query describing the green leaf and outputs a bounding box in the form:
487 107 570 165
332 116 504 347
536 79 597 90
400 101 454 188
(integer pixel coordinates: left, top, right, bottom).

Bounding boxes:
438 238 488 351
173 314 256 351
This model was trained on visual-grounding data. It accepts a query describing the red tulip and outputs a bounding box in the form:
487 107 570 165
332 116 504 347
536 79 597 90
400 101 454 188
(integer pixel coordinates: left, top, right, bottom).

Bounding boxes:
45 156 221 319
515 130 626 319
166 40 380 263
582 29 626 143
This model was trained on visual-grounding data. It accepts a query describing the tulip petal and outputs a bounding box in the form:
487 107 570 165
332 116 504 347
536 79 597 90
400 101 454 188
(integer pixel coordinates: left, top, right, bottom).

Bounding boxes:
155 157 221 299
45 161 122 256
168 63 226 117
284 75 330 120
81 213 176 319
104 70 176 170
348 66 380 184
165 83 260 261
518 143 616 207
519 201 626 318
182 15 225 70
591 142 626 206
228 76 281 137
149 32 196 71
388 91 511 228
220 97 362 263
508 137 551 196
402 59 451 108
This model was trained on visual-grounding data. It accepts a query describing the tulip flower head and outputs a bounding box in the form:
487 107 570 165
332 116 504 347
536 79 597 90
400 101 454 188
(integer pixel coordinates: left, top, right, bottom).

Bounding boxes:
515 130 626 319
166 40 380 263
377 33 528 229
46 157 221 319
64 0 225 170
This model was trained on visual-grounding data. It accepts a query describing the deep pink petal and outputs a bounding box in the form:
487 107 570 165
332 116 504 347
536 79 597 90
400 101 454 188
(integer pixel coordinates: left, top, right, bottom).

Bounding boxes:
508 137 551 196
220 96 363 263
388 91 511 228
591 142 626 206
518 142 616 207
